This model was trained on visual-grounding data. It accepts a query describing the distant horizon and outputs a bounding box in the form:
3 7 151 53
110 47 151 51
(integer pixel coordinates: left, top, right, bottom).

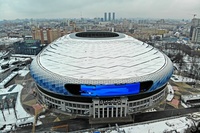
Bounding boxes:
0 17 194 22
0 0 199 20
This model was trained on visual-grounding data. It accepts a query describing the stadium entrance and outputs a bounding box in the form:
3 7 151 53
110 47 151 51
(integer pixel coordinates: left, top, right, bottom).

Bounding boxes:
92 97 128 118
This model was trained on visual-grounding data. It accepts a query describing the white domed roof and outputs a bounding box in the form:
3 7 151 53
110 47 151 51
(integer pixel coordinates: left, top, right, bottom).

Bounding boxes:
37 32 169 82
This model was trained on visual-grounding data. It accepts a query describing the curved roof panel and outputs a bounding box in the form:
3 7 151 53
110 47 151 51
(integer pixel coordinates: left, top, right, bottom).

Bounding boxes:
32 32 173 85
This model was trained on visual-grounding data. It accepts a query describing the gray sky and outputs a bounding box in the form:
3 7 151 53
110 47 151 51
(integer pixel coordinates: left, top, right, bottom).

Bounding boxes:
0 0 200 20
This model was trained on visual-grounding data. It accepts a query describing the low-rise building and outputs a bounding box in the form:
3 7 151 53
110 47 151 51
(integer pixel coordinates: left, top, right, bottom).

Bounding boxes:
181 94 200 108
13 39 44 55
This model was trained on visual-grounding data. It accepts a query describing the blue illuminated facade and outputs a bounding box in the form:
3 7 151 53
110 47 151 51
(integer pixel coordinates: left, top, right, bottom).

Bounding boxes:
30 67 69 95
149 70 173 92
80 83 140 97
30 60 173 97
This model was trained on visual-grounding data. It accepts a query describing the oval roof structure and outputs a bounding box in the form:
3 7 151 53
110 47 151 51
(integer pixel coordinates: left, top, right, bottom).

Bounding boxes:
35 32 171 84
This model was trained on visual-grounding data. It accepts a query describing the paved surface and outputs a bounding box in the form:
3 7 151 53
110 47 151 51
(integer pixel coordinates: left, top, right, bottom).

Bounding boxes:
19 73 37 115
89 115 133 124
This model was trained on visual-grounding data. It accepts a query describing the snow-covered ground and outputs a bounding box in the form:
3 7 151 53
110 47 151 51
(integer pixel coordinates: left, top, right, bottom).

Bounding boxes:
145 108 156 112
0 84 42 132
0 85 33 128
125 117 194 133
166 84 174 102
0 56 31 73
171 74 196 82
86 116 197 133
18 69 29 77
0 72 18 88
0 37 23 46
11 54 36 60
120 117 194 133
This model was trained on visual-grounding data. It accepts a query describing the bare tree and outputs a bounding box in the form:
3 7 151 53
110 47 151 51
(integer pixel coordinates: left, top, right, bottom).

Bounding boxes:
5 97 10 114
11 96 17 119
0 102 6 121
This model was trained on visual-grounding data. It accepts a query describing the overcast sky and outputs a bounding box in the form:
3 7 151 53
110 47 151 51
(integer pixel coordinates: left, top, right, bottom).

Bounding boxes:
0 0 200 20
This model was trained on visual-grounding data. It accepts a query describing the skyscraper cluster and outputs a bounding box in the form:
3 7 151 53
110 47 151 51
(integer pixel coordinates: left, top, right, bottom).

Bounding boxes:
104 12 115 22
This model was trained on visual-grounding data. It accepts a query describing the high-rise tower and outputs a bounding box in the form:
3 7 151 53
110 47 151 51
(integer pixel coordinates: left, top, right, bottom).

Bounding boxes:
108 12 111 21
104 12 107 21
112 12 115 21
191 18 200 43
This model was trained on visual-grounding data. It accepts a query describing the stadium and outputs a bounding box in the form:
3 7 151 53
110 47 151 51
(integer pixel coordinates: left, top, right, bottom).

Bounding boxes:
30 31 173 120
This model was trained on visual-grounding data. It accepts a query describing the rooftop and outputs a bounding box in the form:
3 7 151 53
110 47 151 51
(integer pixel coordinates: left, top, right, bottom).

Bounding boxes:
0 37 23 45
37 32 170 81
81 116 197 133
0 84 32 128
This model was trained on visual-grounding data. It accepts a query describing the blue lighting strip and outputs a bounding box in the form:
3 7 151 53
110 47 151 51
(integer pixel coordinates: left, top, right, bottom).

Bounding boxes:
80 83 140 97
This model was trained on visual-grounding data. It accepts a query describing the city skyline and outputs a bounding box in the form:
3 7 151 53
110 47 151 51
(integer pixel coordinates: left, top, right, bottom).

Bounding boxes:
0 0 200 20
